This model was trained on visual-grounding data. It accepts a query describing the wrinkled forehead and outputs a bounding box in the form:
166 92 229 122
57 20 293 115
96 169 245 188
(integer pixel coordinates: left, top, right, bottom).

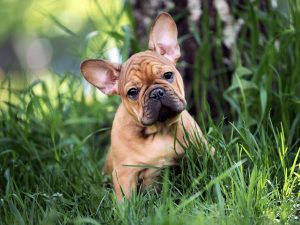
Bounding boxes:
120 51 175 83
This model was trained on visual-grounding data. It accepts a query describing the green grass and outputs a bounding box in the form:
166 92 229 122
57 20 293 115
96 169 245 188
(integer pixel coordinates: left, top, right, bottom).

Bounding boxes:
0 74 299 224
1 0 300 224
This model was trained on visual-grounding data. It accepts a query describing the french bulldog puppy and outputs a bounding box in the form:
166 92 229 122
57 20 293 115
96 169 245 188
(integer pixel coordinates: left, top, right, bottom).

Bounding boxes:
81 12 214 201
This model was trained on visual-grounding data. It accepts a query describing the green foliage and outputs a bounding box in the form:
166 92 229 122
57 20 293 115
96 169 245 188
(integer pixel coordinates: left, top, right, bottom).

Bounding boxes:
190 0 300 141
0 75 299 224
0 75 119 224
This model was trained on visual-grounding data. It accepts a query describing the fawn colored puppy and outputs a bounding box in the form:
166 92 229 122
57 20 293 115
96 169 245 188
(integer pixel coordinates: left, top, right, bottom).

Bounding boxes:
81 12 214 201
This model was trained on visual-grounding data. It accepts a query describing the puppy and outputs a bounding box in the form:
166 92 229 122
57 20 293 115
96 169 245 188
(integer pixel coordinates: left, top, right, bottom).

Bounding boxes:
81 12 214 201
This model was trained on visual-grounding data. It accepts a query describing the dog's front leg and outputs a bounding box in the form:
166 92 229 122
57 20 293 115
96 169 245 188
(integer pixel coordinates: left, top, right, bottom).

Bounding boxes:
112 167 137 201
179 111 215 155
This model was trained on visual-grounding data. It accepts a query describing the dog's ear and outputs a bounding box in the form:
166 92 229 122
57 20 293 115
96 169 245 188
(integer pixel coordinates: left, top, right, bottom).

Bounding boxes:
149 12 180 63
80 59 120 95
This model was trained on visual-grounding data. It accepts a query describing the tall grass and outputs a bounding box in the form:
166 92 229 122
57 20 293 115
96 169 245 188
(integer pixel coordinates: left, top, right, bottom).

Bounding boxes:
0 0 300 224
191 0 300 138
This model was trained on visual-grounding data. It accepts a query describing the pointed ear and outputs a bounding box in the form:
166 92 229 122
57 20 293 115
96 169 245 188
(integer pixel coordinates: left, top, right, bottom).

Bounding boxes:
80 59 121 95
149 12 180 63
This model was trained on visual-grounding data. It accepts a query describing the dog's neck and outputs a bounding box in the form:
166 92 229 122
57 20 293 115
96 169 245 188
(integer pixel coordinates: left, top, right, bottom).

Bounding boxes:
115 103 178 138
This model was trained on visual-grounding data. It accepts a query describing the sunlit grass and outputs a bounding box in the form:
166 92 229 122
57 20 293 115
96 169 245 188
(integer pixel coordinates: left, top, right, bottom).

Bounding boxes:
0 74 299 224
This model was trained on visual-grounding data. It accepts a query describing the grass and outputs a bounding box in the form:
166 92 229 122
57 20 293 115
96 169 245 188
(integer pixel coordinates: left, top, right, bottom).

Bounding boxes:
1 0 300 224
0 74 299 224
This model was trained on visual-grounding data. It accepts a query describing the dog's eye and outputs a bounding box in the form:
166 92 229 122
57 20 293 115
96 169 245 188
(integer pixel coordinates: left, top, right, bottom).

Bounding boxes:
127 88 139 100
163 72 174 82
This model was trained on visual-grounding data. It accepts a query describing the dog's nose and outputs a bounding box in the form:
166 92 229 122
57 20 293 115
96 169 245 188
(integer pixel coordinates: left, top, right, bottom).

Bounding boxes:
149 88 165 99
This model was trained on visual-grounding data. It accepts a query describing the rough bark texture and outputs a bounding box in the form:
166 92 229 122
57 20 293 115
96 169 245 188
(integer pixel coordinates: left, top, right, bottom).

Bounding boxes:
128 0 175 46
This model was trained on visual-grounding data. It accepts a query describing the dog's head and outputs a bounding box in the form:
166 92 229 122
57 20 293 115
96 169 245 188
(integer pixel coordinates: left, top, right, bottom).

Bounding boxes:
81 13 186 126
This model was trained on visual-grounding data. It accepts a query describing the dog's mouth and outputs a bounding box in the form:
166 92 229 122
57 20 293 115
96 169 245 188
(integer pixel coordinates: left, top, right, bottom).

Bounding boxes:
141 87 186 126
157 105 178 122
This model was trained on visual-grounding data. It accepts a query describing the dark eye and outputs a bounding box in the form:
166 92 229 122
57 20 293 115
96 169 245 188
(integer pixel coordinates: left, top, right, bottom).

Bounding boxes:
163 72 174 82
127 88 139 100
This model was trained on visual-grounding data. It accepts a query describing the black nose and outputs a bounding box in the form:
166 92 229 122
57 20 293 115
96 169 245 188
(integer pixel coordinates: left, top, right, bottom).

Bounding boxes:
149 88 165 99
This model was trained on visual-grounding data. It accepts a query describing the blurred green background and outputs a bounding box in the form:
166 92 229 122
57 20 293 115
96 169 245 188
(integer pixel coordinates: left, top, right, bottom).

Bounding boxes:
0 0 129 76
1 0 299 131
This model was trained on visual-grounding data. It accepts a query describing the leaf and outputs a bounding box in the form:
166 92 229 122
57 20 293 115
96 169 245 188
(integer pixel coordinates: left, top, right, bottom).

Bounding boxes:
122 164 161 169
9 201 25 225
227 78 258 92
204 159 247 190
46 12 77 36
84 30 101 43
235 66 252 77
74 217 101 225
260 86 267 116
63 117 100 125
121 25 131 61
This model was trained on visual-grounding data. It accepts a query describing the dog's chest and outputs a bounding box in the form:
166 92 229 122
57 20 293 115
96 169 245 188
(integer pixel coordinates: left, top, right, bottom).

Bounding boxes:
142 123 170 136
135 128 182 167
